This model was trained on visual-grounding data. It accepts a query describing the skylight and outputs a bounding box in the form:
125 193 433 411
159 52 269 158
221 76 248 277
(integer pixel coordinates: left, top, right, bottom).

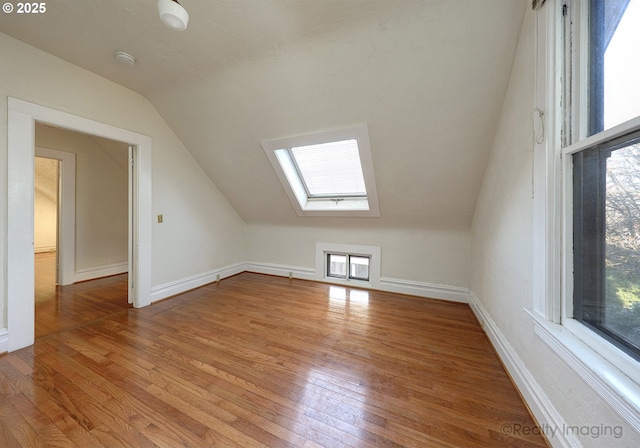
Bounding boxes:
290 139 366 198
261 124 380 217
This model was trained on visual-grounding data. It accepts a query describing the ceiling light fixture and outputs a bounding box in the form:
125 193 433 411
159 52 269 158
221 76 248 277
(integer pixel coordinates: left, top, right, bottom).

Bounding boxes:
157 0 189 31
114 50 136 66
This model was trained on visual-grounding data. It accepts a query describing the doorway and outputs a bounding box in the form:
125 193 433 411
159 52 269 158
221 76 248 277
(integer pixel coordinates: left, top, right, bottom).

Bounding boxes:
34 155 60 305
33 127 131 338
7 97 152 352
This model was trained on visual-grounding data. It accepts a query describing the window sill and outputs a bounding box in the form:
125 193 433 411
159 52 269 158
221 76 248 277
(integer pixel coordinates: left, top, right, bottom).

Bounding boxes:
526 308 640 433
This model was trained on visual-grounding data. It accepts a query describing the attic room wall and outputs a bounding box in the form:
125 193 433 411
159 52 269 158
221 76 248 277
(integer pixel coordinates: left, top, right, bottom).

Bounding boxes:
0 32 246 329
35 125 128 275
469 7 640 447
247 223 470 290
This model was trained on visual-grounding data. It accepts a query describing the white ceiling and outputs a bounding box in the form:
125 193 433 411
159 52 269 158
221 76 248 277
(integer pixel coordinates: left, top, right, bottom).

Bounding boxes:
0 0 527 228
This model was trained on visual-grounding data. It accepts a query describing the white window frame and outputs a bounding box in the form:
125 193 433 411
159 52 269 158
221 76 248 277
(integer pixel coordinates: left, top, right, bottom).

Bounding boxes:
261 124 380 217
530 0 640 432
327 253 371 282
315 242 381 289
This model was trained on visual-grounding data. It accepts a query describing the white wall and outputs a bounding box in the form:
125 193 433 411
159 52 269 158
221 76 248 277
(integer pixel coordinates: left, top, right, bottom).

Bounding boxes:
34 157 57 252
36 126 128 271
469 7 640 447
247 222 470 289
0 32 247 328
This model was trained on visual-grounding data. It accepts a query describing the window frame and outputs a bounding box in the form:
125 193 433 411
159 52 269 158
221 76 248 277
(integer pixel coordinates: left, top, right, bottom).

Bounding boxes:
315 242 381 288
261 124 380 217
530 0 640 431
561 116 640 387
570 127 640 361
326 253 371 282
287 139 367 199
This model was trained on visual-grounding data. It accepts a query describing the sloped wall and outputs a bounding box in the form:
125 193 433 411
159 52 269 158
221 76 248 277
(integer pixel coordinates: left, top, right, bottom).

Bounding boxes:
0 32 247 328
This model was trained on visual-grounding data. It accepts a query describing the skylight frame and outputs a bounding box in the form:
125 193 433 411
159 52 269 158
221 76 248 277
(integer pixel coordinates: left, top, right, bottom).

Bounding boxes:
287 138 367 199
261 124 380 217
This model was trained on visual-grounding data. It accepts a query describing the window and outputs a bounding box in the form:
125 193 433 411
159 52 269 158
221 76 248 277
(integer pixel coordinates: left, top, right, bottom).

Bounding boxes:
315 242 381 288
261 124 380 217
572 130 640 360
529 0 640 431
586 0 640 136
327 253 370 281
560 0 640 381
286 140 366 198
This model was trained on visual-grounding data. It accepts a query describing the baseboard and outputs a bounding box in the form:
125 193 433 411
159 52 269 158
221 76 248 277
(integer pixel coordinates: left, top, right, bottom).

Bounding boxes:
0 328 8 355
151 262 245 303
35 245 56 254
468 291 579 448
380 277 469 303
75 262 128 283
245 262 316 281
245 261 470 303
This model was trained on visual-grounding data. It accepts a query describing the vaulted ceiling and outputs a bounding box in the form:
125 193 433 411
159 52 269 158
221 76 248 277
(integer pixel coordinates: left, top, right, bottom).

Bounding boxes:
0 0 527 227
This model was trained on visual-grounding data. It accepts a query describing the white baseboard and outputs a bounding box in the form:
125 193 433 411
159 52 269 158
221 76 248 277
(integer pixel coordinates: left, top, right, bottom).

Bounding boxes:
245 262 316 281
0 328 8 355
468 291 579 448
75 262 128 283
245 261 469 303
380 277 469 303
151 262 245 303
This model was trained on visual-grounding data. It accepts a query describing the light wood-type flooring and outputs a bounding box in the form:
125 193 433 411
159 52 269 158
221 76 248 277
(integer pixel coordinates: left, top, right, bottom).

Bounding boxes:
3 270 548 447
35 252 131 339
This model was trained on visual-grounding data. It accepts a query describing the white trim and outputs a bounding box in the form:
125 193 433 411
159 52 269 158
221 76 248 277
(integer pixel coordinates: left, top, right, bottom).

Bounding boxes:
35 146 76 286
151 262 245 303
532 0 563 322
562 114 640 157
7 103 36 352
0 329 8 355
468 293 579 448
246 259 469 304
379 277 469 303
7 97 152 352
74 262 128 283
529 310 640 434
245 262 316 281
261 124 380 217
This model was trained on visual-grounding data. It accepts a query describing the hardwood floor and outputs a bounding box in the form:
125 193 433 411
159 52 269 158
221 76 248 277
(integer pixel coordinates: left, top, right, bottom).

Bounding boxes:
35 252 131 339
3 272 548 447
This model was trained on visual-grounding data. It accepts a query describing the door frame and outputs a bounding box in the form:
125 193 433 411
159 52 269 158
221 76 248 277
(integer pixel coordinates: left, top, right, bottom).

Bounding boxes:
35 147 76 286
7 97 152 352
